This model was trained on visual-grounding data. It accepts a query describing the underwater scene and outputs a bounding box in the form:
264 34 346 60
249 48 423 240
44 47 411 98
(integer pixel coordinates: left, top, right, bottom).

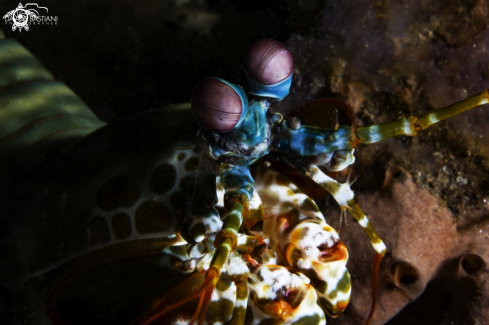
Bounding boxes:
1 1 488 324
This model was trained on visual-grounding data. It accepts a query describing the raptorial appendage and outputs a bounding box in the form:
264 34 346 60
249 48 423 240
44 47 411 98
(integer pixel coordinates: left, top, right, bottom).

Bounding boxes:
139 164 340 325
248 265 326 325
254 166 351 318
185 154 255 325
3 31 489 325
186 36 489 325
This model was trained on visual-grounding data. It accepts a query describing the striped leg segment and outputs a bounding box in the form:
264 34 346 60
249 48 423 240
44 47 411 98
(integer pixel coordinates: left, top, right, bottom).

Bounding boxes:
193 154 255 325
140 154 254 325
185 154 253 324
308 164 385 324
226 254 250 325
357 89 489 144
214 154 254 250
272 90 489 159
308 165 386 255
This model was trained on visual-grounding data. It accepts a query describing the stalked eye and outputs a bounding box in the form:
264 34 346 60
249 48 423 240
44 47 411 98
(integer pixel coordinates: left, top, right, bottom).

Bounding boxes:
191 77 248 133
243 38 295 100
244 39 294 85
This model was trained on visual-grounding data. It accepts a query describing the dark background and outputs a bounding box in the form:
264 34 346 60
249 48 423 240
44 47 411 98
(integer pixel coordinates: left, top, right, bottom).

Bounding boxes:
4 0 297 120
2 1 489 324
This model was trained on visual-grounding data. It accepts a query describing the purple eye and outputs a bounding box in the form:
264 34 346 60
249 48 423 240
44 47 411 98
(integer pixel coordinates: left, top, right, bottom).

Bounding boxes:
244 39 294 85
243 39 295 99
191 77 247 133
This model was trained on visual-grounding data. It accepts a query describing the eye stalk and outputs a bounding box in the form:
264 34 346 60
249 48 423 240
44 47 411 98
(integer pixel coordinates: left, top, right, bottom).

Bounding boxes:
191 77 248 133
244 38 295 100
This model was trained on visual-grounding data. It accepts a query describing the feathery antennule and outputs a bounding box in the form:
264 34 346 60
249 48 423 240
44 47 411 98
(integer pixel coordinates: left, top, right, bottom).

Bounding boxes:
248 273 264 295
337 209 348 235
348 173 360 187
345 169 352 184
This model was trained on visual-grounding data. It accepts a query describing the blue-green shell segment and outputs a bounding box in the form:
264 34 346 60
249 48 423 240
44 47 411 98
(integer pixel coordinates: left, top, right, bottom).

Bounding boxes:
276 125 355 157
222 99 269 148
244 70 293 100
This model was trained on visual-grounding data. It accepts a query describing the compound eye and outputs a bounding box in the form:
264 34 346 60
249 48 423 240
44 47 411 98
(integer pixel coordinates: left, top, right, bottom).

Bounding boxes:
243 39 295 99
244 39 294 85
191 77 248 133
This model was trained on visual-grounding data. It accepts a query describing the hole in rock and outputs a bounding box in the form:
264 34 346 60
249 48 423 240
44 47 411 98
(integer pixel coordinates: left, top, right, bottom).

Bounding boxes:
460 253 484 275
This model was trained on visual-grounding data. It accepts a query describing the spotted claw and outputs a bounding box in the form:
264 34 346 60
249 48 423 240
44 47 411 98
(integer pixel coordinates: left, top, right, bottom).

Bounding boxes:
248 265 326 325
283 220 351 317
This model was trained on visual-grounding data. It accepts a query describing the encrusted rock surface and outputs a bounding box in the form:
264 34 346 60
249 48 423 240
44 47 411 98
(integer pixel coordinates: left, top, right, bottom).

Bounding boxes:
3 0 489 323
324 167 489 324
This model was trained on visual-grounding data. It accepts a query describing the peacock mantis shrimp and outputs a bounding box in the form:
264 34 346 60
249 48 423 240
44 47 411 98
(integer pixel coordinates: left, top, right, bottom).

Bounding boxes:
0 34 487 325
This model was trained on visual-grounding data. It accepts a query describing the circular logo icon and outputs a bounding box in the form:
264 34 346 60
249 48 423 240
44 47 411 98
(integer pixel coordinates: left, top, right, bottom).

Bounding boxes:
12 9 29 28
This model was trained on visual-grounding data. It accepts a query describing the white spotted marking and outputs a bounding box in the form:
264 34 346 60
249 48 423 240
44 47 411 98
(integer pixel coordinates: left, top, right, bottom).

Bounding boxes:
293 223 338 261
253 266 305 300
427 113 441 125
210 280 236 303
227 255 250 276
297 258 312 270
203 214 223 233
320 263 349 296
358 214 369 228
255 170 325 222
373 240 387 254
327 285 352 305
402 119 415 135
234 299 247 308
365 125 381 143
328 149 356 171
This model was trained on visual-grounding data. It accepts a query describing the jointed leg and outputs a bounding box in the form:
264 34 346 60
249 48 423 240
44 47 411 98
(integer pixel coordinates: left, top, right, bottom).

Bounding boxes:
308 165 386 255
141 154 254 325
226 254 250 325
308 165 385 325
191 154 254 325
357 89 489 144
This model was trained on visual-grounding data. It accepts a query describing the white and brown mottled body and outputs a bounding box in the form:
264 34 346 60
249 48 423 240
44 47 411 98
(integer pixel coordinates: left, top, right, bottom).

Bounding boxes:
2 32 488 325
0 36 327 325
